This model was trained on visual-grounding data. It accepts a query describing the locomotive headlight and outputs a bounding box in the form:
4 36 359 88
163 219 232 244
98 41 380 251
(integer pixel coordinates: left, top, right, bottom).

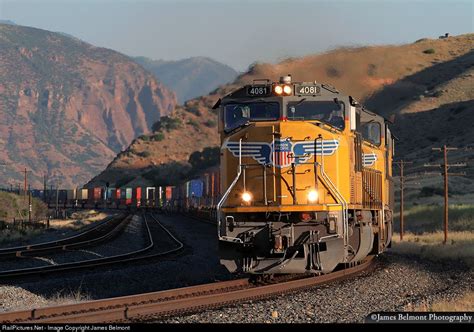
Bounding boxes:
274 85 283 95
307 190 318 203
242 191 252 203
283 85 292 95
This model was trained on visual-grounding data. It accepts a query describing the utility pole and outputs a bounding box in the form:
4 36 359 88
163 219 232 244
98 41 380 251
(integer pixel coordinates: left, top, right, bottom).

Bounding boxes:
56 181 60 219
43 173 47 203
23 167 27 201
424 145 466 244
394 160 413 241
28 189 32 223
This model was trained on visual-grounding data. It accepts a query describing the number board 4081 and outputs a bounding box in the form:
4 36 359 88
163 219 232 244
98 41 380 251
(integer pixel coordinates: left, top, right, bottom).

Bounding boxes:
246 85 271 97
294 84 321 96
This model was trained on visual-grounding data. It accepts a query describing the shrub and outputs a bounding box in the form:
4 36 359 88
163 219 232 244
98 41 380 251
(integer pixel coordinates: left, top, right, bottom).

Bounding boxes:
204 119 216 128
188 147 220 172
367 64 377 77
326 66 341 78
186 107 202 116
432 90 443 98
150 132 165 141
142 162 191 185
137 151 151 158
151 116 182 132
187 119 200 129
423 48 435 54
139 135 150 142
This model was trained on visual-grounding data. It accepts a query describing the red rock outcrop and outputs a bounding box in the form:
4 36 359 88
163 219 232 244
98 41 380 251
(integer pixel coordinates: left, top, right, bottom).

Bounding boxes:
0 24 176 187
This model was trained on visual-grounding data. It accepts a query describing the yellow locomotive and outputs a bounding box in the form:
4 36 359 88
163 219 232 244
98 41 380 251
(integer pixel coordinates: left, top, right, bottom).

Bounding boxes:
215 75 394 274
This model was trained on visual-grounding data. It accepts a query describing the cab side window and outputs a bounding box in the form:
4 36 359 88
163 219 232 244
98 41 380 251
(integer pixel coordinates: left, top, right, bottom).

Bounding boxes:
361 122 381 145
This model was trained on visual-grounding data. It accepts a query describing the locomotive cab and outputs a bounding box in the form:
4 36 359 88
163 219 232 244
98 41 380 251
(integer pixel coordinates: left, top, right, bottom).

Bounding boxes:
216 75 394 274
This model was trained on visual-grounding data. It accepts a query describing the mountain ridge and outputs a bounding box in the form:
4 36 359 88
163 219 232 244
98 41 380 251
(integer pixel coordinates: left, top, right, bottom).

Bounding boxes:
0 23 177 187
133 56 238 103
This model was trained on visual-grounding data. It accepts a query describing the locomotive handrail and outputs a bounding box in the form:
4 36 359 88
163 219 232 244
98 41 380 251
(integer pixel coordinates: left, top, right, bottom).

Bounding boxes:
217 138 244 242
316 137 349 251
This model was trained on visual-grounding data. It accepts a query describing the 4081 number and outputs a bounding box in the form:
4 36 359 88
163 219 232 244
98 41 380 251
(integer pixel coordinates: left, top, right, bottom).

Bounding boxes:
247 86 270 96
296 85 321 95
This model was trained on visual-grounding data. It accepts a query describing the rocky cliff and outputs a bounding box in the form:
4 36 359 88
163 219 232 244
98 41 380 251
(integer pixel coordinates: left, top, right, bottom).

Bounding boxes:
0 24 176 187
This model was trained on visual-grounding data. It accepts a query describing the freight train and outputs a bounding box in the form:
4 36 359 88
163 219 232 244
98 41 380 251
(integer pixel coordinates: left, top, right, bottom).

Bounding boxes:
31 167 220 215
214 75 394 274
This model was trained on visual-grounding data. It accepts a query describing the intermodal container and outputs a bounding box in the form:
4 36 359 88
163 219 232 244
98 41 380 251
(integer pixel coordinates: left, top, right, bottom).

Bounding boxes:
187 179 203 198
93 187 101 201
125 188 132 205
134 187 142 207
165 186 174 202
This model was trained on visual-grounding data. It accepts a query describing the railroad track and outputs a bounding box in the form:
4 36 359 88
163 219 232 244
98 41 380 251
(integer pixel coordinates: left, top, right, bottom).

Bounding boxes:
0 213 126 258
0 255 375 323
0 213 183 278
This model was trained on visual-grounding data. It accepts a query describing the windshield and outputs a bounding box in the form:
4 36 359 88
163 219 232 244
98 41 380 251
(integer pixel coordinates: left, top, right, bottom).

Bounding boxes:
224 102 279 131
287 100 345 130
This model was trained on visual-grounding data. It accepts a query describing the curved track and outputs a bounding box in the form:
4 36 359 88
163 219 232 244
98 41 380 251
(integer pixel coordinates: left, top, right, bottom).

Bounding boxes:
0 256 375 323
0 213 184 278
0 214 126 258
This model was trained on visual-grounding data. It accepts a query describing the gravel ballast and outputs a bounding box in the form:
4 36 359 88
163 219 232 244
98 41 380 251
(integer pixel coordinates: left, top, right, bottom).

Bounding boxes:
158 253 472 323
0 213 470 322
0 213 229 312
0 215 147 271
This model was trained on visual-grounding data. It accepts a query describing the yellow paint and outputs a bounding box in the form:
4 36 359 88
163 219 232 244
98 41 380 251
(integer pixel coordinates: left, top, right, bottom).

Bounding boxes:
221 118 391 213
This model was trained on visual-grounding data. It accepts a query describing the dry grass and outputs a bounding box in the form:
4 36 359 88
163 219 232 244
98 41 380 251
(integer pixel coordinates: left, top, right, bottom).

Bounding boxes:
408 292 474 312
47 210 110 230
394 231 474 311
0 210 112 246
431 293 474 311
48 286 91 306
394 204 474 233
392 231 474 268
0 228 43 245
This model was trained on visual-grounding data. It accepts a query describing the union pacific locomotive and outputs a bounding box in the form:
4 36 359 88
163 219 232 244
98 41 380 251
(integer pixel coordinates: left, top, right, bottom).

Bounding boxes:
215 75 394 274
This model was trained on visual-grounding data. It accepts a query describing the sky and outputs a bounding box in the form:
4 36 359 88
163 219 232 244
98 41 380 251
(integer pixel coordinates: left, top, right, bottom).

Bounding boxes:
0 0 472 71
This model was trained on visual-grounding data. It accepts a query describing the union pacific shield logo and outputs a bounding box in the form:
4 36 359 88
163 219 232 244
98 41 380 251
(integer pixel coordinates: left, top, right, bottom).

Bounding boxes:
272 139 292 168
223 138 339 168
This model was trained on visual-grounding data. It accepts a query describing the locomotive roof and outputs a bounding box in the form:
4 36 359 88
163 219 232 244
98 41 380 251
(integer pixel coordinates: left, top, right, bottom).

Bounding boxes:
213 76 390 124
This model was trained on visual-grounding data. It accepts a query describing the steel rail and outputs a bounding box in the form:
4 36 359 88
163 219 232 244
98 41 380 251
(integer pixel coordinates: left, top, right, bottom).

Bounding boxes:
5 214 129 258
0 214 148 278
0 213 123 257
0 213 184 278
0 255 375 323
